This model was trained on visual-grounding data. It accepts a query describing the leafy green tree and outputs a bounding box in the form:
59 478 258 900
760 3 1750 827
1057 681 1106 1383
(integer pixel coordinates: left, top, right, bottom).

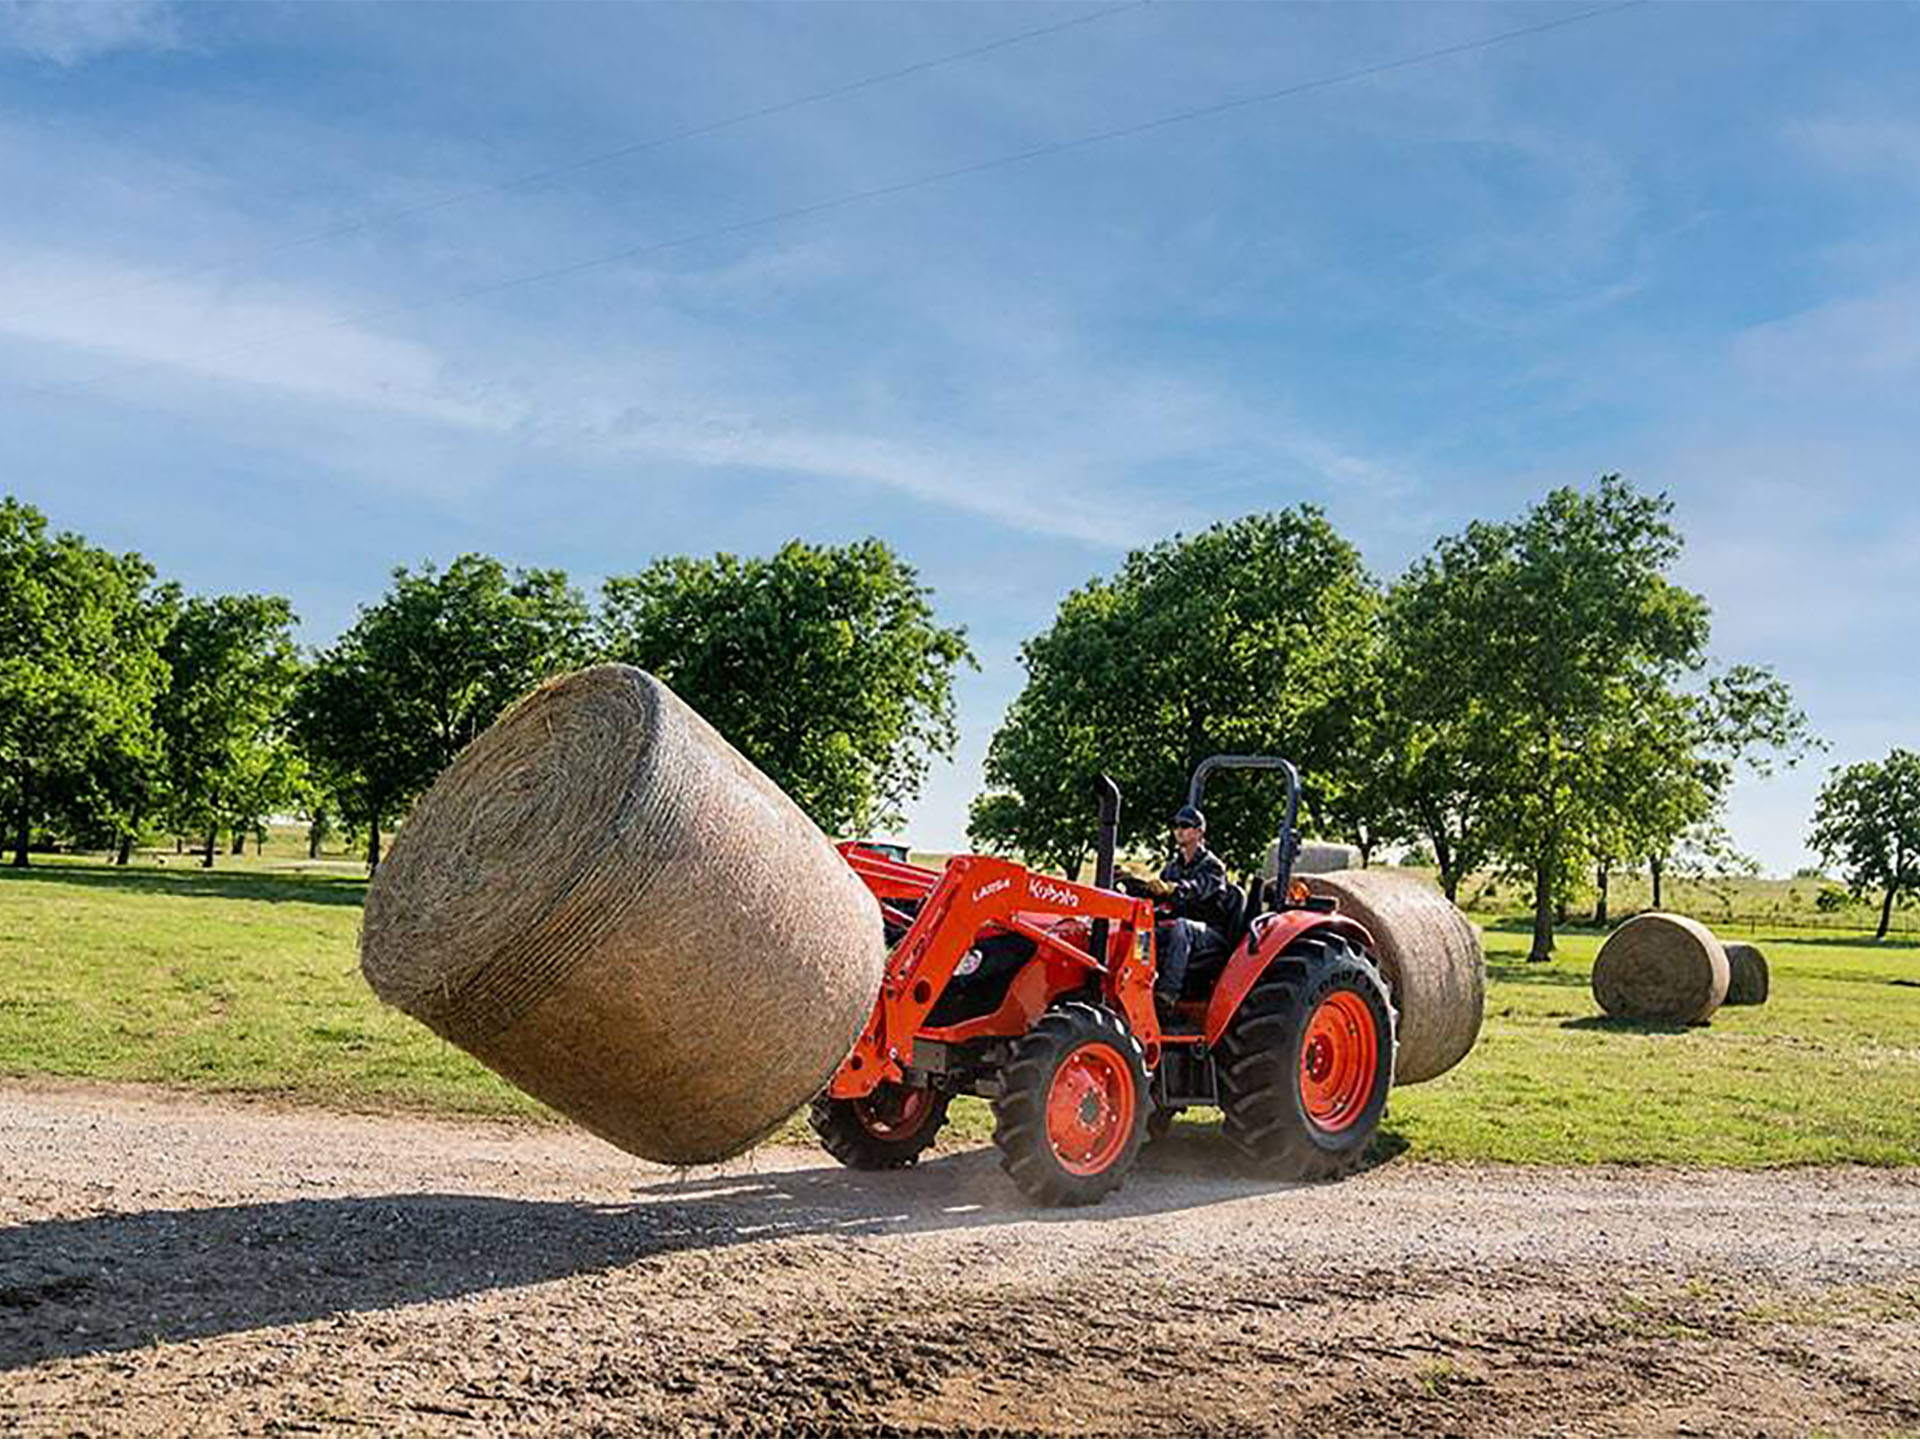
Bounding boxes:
1375 584 1508 903
598 539 972 835
156 594 301 867
293 555 590 870
1620 665 1816 910
1390 478 1714 960
1808 749 1920 941
0 498 169 867
972 510 1379 875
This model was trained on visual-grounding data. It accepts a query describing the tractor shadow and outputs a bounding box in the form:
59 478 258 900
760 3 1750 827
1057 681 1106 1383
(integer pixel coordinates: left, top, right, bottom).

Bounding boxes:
0 1136 1345 1372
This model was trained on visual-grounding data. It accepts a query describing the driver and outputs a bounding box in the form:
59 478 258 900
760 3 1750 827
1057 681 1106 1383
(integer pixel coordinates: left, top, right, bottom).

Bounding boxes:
1124 804 1231 1012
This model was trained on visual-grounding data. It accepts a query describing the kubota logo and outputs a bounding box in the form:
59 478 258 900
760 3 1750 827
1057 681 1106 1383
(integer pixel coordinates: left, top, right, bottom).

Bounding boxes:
1027 877 1080 908
972 878 1011 903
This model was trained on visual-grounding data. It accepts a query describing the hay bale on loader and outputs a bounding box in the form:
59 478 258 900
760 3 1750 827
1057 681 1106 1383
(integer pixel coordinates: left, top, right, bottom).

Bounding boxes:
360 664 887 1165
1591 912 1728 1025
1299 869 1485 1085
1721 940 1770 1006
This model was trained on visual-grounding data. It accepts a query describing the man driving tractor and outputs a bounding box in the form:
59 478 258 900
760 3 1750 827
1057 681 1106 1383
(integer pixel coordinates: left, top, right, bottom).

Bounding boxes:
1121 803 1232 1013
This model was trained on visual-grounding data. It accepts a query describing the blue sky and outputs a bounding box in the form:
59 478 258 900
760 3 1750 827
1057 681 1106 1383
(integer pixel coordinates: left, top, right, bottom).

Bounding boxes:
3 0 1916 873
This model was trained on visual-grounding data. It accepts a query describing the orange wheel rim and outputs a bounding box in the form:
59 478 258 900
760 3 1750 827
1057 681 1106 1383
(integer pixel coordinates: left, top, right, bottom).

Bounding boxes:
1045 1042 1136 1176
857 1085 931 1140
1299 990 1378 1133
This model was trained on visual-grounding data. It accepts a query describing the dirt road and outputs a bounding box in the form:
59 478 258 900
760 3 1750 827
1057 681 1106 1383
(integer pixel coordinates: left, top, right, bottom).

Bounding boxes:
3 1080 1918 1436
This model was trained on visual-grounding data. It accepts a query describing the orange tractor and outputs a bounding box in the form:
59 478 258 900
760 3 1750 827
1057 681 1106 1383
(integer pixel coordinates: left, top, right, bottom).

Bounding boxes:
811 756 1396 1205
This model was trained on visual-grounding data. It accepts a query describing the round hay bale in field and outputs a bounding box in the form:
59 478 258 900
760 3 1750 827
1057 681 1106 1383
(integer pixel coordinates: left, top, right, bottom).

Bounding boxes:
1591 913 1728 1025
360 664 887 1165
1722 941 1770 1006
1263 838 1363 878
1300 869 1485 1086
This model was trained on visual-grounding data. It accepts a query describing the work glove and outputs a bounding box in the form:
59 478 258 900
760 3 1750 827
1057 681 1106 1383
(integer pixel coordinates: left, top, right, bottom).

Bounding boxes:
1140 875 1177 901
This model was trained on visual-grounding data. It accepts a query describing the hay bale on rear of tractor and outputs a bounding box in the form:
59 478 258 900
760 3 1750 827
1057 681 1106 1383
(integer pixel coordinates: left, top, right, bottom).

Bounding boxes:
360 664 887 1166
1721 941 1770 1006
1300 869 1485 1086
1264 838 1363 878
1591 912 1728 1025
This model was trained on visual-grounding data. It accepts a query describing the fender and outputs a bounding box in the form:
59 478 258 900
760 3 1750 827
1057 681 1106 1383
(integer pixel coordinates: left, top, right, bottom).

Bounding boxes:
1202 909 1379 1046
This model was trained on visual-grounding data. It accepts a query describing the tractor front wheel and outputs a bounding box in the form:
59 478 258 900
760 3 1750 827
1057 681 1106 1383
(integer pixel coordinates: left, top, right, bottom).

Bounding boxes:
810 1082 951 1169
1218 932 1395 1180
992 1002 1147 1206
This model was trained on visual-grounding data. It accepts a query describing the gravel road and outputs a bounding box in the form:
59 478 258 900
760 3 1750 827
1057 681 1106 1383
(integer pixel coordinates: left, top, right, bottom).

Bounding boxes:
4 1080 1918 1436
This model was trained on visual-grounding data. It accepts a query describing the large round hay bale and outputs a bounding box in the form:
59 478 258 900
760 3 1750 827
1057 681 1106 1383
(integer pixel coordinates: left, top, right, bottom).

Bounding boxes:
1300 869 1485 1085
360 664 887 1165
1591 912 1728 1024
1263 838 1363 878
1722 941 1770 1006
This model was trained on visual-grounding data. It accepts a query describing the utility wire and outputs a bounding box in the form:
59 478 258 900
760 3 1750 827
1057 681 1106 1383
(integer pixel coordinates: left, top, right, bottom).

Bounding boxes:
8 0 1152 323
14 0 1646 407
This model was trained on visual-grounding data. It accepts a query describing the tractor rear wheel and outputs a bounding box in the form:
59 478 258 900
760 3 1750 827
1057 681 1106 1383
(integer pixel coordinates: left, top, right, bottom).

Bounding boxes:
809 1082 951 1169
1218 932 1395 1180
992 1002 1147 1206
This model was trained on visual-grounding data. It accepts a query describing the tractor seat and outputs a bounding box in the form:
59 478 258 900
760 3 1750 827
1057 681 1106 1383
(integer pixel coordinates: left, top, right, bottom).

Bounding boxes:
1178 876 1266 1001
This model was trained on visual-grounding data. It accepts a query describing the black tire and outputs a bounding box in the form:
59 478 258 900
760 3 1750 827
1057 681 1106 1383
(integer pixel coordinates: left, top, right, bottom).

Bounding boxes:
809 1082 951 1170
1218 931 1395 1180
991 1002 1148 1206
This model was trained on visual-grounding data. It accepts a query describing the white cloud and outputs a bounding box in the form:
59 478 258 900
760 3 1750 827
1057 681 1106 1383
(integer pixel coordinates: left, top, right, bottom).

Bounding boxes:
0 245 511 430
0 0 179 65
1787 115 1920 191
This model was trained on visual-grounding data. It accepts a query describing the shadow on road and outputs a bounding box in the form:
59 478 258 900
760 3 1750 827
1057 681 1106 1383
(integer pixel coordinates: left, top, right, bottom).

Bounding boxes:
0 1137 1344 1371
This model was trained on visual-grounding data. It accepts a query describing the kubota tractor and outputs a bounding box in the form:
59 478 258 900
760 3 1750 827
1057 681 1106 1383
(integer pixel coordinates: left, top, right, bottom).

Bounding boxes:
811 755 1397 1206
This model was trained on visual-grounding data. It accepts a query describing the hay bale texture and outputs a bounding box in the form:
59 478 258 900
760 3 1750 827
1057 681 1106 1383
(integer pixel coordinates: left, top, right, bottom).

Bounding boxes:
1300 869 1485 1085
1722 941 1770 1006
360 664 887 1165
1264 838 1363 878
1592 913 1728 1024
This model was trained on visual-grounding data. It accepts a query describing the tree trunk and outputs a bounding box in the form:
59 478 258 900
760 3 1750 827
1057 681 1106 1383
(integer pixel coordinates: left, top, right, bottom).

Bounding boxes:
174 835 183 855
1431 831 1460 903
1592 860 1610 927
1878 884 1895 941
230 827 246 856
202 826 217 869
255 830 264 857
366 815 382 874
10 765 28 868
1528 856 1555 962
116 835 133 866
308 828 322 860
1649 855 1664 910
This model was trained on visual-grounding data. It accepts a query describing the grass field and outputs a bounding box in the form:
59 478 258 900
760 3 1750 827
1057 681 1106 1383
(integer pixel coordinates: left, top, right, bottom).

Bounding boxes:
4 841 1919 1167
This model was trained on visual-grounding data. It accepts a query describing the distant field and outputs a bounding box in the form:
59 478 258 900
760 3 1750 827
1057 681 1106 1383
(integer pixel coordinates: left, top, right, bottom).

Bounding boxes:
4 839 1919 1166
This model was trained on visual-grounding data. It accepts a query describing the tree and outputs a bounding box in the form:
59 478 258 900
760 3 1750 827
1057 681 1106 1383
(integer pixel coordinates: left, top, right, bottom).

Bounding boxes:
1617 664 1817 911
0 498 169 867
1808 749 1920 941
1377 582 1507 903
1389 478 1714 960
971 510 1379 875
293 555 590 870
597 539 972 835
155 594 301 867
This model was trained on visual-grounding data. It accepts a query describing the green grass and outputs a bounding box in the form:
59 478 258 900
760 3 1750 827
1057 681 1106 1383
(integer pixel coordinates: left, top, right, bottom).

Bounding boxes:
4 846 1920 1166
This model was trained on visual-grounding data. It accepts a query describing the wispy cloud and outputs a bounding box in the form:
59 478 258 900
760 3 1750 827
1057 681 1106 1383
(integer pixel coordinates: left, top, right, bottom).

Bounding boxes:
0 0 179 66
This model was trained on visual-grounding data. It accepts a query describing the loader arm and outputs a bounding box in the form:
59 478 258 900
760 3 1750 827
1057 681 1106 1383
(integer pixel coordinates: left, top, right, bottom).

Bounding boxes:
831 852 1155 1098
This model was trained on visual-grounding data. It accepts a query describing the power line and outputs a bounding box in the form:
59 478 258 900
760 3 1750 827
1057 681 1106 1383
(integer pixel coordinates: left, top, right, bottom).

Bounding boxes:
8 0 1152 324
14 1 1646 408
